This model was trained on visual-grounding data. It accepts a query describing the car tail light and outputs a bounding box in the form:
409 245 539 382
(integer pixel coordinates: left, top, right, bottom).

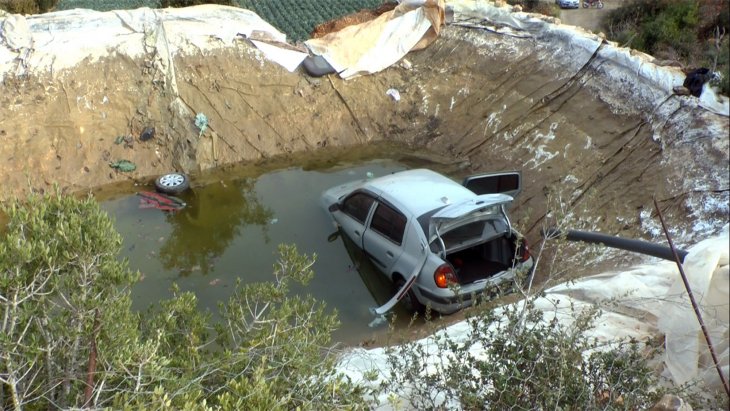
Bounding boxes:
434 264 458 288
519 238 531 262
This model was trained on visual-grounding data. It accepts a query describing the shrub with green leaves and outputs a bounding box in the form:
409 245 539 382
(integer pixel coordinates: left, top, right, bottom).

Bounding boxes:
0 190 140 409
602 0 729 95
0 191 365 410
379 300 664 410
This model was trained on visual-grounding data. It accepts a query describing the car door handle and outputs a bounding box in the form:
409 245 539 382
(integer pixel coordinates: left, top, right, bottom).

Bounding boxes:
354 230 360 237
386 251 394 257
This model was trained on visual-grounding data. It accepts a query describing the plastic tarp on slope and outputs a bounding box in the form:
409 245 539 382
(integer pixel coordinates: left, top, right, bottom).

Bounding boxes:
0 5 307 83
449 0 729 117
336 226 730 408
304 0 445 79
300 0 728 116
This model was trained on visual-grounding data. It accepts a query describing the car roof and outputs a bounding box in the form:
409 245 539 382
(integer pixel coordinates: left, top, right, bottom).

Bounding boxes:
364 169 477 217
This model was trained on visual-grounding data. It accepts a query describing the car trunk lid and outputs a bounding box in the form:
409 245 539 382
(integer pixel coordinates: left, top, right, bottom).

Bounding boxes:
428 193 513 239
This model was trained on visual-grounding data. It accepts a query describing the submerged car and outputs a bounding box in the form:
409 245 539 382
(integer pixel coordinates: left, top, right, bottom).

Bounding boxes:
322 169 533 315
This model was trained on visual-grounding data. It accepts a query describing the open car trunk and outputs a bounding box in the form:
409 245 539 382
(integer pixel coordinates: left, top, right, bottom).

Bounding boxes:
426 191 522 285
429 215 521 285
445 234 517 284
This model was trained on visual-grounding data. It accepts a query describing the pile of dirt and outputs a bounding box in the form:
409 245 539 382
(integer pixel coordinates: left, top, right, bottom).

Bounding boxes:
0 5 727 260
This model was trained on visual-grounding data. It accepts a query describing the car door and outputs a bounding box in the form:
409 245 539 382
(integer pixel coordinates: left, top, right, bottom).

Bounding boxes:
338 192 377 248
362 201 406 274
462 171 521 198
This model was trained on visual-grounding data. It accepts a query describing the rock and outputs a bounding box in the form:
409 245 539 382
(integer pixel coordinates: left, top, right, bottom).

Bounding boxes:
649 394 692 411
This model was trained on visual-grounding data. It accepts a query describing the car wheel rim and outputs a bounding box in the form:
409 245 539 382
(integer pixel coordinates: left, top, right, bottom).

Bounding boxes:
160 174 184 187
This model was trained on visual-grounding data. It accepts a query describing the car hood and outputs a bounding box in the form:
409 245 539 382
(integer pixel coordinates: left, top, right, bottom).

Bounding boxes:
428 193 513 238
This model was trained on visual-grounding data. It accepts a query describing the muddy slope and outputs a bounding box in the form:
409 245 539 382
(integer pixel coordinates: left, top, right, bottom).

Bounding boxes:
1 24 727 248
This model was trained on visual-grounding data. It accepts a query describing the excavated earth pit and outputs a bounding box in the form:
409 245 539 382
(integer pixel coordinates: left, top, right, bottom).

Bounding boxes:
1 4 728 342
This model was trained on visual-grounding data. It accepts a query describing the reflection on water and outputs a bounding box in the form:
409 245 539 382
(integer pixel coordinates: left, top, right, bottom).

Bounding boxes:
158 179 274 276
334 228 414 327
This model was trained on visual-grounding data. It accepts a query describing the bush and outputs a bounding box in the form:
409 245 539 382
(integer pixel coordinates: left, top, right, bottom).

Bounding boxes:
0 191 365 409
602 0 730 95
0 0 38 13
379 301 664 410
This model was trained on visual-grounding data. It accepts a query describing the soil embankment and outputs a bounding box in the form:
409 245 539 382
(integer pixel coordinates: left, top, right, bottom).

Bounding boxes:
1 6 727 256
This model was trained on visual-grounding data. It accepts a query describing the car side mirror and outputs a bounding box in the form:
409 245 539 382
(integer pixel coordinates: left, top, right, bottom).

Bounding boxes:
328 203 340 212
327 230 341 243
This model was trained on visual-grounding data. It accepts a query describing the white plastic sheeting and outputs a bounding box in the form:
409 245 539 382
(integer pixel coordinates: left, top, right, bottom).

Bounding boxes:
0 5 306 82
304 0 445 79
336 226 730 408
446 0 729 116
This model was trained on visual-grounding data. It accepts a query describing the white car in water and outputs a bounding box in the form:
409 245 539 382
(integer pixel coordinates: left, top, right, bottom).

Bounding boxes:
322 169 533 315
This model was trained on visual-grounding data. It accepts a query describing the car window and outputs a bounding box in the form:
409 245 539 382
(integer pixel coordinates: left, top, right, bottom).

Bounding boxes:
342 192 375 223
370 203 407 245
463 172 521 197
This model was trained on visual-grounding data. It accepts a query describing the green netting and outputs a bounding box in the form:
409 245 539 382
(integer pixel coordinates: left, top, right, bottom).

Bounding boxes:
56 0 161 11
54 0 384 42
236 0 383 42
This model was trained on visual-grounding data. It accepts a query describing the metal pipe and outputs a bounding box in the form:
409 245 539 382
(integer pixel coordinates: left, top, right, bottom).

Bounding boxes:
541 227 687 262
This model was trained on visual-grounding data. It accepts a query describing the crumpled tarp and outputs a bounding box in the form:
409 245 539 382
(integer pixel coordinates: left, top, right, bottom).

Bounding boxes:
0 5 307 83
336 226 730 406
658 230 729 388
297 0 727 114
304 0 445 79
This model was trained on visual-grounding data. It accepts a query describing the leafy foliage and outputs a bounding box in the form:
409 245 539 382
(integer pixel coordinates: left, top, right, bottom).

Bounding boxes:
0 190 139 409
602 0 729 95
0 0 57 13
0 192 364 410
380 301 663 410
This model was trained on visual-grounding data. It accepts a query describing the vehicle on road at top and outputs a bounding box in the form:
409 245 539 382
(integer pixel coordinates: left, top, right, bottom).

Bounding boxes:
557 0 580 8
321 169 533 315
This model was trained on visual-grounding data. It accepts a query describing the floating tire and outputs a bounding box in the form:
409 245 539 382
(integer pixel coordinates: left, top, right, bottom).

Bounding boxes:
154 173 190 195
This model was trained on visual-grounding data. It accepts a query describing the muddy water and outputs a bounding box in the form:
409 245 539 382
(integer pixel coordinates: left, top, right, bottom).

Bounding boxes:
101 152 452 345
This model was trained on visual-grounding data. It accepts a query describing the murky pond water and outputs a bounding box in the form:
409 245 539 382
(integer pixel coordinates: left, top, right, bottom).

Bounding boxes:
101 150 454 344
